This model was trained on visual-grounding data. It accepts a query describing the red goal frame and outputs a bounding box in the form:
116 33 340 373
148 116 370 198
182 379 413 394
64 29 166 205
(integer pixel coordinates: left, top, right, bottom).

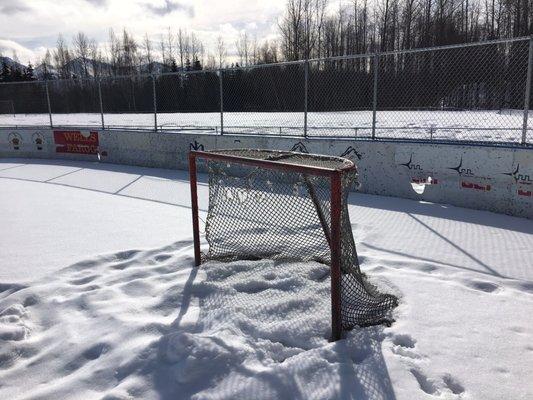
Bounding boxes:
189 150 356 341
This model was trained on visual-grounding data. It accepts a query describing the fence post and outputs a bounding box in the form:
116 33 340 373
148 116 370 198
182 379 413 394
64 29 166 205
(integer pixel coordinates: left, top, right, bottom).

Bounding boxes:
522 37 533 146
372 54 379 140
45 80 53 128
152 75 157 132
219 70 224 135
304 60 309 138
98 79 105 130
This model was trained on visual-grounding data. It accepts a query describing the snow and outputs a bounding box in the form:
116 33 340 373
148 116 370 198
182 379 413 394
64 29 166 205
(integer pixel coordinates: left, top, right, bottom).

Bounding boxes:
1 158 532 399
1 110 532 143
0 160 209 282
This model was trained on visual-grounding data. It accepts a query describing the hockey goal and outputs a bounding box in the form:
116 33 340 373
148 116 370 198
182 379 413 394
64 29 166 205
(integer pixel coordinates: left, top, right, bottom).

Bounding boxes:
189 149 397 340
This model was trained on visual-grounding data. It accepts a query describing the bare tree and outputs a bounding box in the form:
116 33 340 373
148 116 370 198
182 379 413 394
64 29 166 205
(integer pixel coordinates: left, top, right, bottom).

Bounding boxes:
143 33 154 73
159 35 167 71
73 32 90 77
258 40 279 63
121 29 139 75
279 0 321 60
108 28 120 76
89 39 104 78
190 32 203 66
205 53 217 69
216 36 227 68
236 32 250 65
54 33 72 79
167 27 175 66
177 28 189 70
40 49 53 79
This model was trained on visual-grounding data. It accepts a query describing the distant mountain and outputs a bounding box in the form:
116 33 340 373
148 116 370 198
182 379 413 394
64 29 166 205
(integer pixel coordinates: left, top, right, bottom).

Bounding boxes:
140 61 167 74
2 55 189 81
33 57 110 79
34 63 58 79
64 57 109 78
0 56 26 72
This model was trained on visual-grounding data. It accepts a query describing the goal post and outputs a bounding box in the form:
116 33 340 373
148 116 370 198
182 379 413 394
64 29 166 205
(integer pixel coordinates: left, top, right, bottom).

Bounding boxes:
189 149 397 341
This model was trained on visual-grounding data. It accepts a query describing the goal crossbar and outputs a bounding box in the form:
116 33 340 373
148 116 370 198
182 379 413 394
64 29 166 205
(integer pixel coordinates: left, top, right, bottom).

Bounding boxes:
189 150 354 176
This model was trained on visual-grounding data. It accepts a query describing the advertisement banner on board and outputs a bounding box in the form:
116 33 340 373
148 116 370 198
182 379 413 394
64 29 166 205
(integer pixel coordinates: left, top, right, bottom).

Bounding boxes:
54 130 99 154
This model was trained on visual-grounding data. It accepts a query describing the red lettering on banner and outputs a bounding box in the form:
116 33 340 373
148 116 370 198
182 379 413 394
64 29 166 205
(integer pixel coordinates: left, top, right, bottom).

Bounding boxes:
461 181 491 191
518 189 532 197
54 130 99 154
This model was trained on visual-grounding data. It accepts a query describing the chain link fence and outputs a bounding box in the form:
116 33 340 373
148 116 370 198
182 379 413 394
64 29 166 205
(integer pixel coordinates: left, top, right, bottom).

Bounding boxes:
0 37 532 145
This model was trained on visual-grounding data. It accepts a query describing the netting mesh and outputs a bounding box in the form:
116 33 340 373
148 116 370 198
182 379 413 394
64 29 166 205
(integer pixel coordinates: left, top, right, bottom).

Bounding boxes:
202 149 397 329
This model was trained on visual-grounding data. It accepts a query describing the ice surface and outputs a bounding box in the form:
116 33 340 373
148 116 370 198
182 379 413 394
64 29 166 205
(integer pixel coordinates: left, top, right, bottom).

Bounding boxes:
0 159 532 399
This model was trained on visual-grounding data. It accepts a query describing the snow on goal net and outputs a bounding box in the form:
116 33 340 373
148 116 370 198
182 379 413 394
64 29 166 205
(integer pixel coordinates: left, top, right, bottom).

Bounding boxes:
189 149 397 340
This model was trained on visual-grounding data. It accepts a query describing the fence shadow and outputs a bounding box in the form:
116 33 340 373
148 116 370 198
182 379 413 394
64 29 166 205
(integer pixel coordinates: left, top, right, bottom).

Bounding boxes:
0 157 209 211
347 191 532 235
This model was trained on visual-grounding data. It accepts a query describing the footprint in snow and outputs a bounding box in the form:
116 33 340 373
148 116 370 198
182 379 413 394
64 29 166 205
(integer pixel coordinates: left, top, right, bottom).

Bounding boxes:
416 264 438 273
23 295 39 307
82 342 110 360
391 334 465 397
0 304 29 342
411 368 466 397
0 303 26 318
307 266 330 282
114 249 140 261
465 280 500 293
410 368 440 395
392 333 416 348
154 253 173 262
442 373 465 395
69 275 98 286
518 281 533 293
0 283 26 297
391 333 422 360
508 326 526 334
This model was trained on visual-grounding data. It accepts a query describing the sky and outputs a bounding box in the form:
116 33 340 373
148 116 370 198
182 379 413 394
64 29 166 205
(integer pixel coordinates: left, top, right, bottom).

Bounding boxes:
0 0 287 65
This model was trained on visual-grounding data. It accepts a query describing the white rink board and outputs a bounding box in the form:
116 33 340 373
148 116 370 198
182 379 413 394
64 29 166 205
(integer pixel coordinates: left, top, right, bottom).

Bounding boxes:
0 127 531 219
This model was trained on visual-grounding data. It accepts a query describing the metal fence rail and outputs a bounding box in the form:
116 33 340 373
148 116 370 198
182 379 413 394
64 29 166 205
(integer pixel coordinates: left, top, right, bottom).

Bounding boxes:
1 36 532 146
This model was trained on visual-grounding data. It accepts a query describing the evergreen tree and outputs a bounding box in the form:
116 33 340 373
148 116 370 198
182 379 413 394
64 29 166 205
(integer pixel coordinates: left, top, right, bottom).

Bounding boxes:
24 62 35 81
12 68 23 82
0 62 11 82
41 49 53 80
170 58 178 72
193 58 202 71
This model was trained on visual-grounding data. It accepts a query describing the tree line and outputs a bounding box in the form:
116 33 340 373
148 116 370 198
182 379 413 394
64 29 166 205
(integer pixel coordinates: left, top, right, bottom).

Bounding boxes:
0 0 532 115
0 59 36 83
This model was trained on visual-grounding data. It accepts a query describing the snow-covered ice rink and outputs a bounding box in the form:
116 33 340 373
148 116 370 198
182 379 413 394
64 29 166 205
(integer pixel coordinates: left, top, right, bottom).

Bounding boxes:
1 110 532 143
1 158 532 399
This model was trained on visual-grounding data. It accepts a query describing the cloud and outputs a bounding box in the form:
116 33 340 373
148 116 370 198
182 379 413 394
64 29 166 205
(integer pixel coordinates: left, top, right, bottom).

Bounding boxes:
0 1 31 15
0 0 287 65
144 0 194 17
84 0 107 5
0 39 36 63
